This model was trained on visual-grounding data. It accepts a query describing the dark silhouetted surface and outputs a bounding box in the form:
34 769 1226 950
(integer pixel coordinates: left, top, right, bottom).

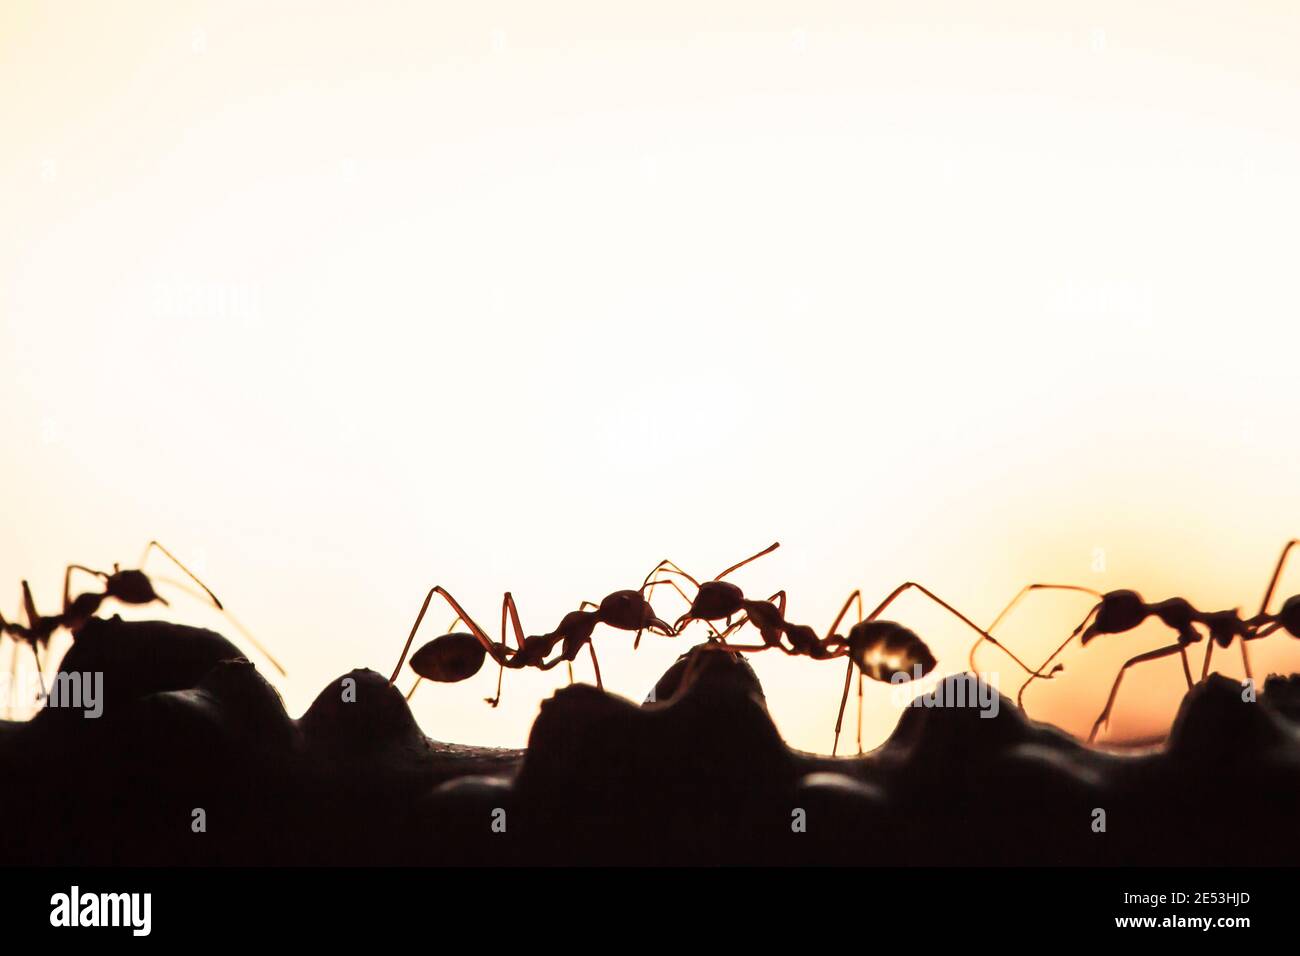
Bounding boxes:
2 617 1297 865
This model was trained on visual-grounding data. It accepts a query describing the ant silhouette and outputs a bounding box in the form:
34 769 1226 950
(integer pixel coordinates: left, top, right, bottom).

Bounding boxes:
1082 606 1250 743
822 582 1023 755
0 542 285 711
60 541 286 677
1083 539 1300 742
1014 589 1202 710
1002 585 1256 742
389 583 674 707
0 581 62 704
642 542 786 649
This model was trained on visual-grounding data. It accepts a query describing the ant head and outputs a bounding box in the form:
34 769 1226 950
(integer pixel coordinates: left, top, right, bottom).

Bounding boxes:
846 620 937 683
105 569 163 606
1083 590 1147 642
1277 595 1300 637
410 633 487 683
679 580 745 627
597 590 673 635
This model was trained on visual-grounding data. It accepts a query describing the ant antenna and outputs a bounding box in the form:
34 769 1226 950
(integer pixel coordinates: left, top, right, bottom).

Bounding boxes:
148 575 287 677
715 541 780 581
140 541 223 610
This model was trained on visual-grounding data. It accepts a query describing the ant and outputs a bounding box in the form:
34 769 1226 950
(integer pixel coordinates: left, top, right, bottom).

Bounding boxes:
60 540 286 677
1 542 284 709
389 583 674 707
822 581 1034 755
1083 606 1250 744
1003 585 1253 742
1084 539 1300 742
641 542 786 649
0 581 63 704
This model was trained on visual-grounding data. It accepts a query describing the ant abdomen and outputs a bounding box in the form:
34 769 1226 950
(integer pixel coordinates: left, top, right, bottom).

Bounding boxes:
410 633 488 682
846 620 937 682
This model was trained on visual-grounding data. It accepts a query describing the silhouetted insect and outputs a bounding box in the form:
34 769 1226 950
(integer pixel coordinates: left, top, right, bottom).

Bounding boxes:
1084 539 1300 741
1082 606 1249 743
60 540 285 677
389 584 674 707
824 582 990 755
0 581 62 704
642 542 786 648
1001 584 1257 741
0 541 284 715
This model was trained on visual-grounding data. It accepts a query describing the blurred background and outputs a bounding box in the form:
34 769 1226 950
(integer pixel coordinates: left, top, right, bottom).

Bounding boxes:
3 0 1299 752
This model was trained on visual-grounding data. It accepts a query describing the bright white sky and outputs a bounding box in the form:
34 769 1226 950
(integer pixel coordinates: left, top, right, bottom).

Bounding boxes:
3 1 1299 751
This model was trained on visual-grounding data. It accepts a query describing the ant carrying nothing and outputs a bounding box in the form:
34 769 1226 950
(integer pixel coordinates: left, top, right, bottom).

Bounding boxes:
389 581 674 707
1075 539 1300 743
1 541 284 715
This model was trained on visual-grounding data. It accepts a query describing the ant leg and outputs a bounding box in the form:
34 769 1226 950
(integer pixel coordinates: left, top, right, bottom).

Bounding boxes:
972 584 1103 673
587 641 604 691
641 559 701 591
644 579 722 636
832 657 854 756
485 594 529 708
5 638 16 718
826 589 863 639
871 581 1052 680
1197 638 1248 683
1259 539 1300 614
501 594 527 651
1089 643 1189 744
1017 604 1099 711
830 590 869 755
390 586 496 684
715 541 780 581
488 660 506 707
63 564 108 613
139 541 223 609
856 671 864 755
21 581 39 631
